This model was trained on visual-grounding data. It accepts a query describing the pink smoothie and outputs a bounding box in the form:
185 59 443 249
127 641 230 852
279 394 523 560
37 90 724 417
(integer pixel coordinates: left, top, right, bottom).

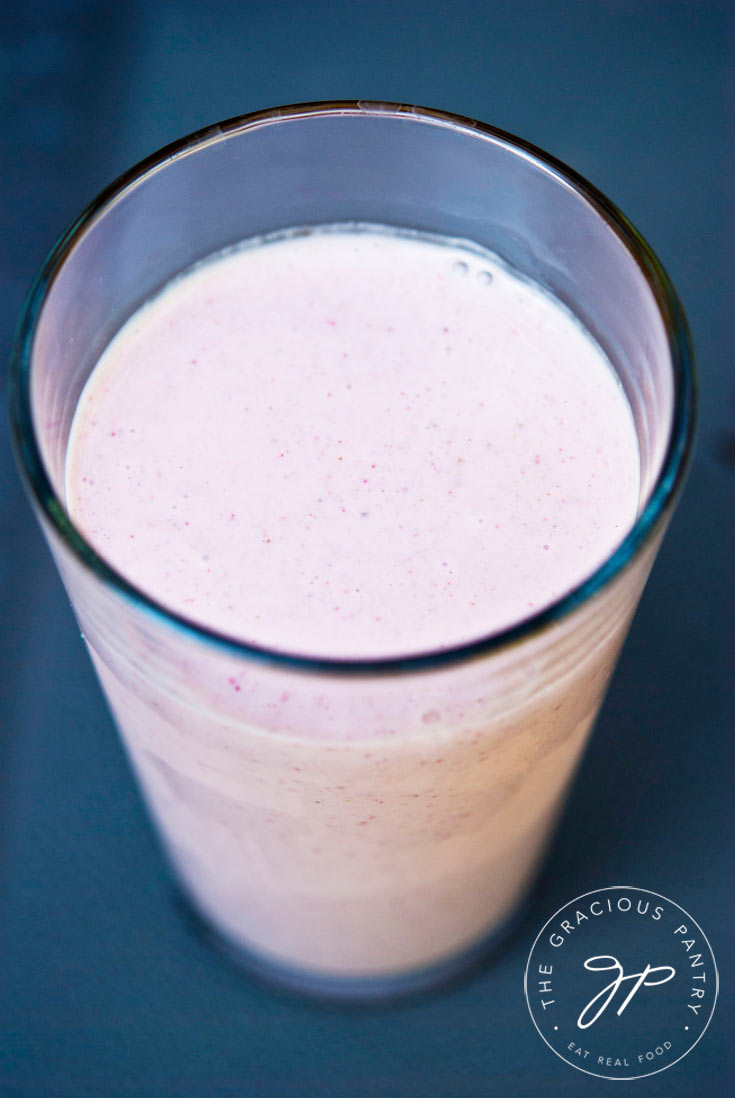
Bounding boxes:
67 227 638 659
63 227 641 981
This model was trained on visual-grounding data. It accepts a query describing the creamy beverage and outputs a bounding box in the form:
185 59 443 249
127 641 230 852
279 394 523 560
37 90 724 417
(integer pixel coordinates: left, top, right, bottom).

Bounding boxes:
66 228 638 656
60 227 641 983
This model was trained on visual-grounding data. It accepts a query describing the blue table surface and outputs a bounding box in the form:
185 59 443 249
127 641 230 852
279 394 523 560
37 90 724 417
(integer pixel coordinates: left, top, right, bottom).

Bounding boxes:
1 2 732 1095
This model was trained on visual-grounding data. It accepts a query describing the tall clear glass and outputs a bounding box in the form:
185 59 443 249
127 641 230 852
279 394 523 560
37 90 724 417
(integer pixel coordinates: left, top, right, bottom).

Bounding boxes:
10 102 695 998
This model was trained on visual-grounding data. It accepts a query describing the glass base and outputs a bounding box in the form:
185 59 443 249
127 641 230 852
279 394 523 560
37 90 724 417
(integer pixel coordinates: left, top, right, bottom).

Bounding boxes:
174 889 528 1003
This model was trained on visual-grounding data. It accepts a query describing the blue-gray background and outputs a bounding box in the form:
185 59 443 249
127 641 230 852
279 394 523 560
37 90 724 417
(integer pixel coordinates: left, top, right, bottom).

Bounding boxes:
1 1 732 1095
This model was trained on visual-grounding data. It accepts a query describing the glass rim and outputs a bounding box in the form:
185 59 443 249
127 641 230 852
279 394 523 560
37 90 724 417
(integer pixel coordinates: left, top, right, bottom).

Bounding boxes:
9 99 696 678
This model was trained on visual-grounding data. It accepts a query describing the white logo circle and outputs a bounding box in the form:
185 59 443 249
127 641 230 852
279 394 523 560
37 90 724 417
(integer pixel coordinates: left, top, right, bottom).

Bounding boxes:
524 886 718 1079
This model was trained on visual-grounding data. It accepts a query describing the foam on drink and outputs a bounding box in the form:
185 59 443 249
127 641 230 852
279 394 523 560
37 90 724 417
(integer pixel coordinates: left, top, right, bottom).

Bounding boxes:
66 227 639 659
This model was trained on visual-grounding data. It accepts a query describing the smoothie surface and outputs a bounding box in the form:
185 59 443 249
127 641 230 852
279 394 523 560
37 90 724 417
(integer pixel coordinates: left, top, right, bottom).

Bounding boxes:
65 227 639 658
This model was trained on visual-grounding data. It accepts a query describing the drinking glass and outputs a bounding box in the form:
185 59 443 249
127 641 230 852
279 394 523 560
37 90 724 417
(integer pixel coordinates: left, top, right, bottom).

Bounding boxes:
10 102 695 998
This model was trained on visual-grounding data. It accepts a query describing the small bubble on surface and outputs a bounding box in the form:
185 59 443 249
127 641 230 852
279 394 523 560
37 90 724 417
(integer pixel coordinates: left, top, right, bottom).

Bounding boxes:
451 260 469 276
476 269 493 285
